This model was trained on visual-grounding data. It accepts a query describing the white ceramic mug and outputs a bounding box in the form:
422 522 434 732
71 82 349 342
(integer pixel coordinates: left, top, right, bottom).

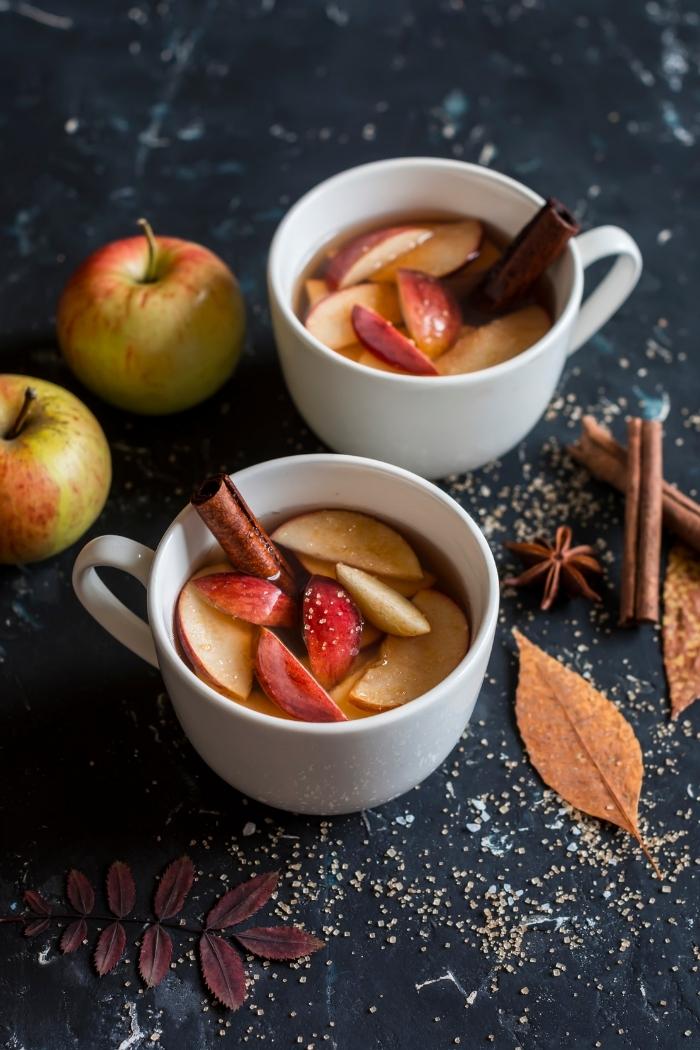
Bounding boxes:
72 454 499 815
268 157 642 479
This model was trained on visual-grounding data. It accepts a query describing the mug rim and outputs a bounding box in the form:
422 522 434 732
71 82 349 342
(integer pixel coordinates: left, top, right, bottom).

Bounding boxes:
147 453 500 736
267 156 583 386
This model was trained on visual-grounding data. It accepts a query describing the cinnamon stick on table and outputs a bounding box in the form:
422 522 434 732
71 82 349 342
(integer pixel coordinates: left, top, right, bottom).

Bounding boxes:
568 415 700 555
192 473 296 595
479 198 580 312
619 419 663 625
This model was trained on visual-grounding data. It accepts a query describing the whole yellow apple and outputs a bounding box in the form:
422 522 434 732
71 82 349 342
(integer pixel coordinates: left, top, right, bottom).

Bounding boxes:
56 220 246 414
0 375 111 564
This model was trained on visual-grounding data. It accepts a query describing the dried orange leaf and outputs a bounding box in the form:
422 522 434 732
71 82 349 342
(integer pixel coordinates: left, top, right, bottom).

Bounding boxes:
663 545 700 719
513 629 660 877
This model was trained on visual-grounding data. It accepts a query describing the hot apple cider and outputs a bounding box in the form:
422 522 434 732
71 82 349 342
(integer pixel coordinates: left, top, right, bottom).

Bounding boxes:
175 475 469 722
296 199 578 376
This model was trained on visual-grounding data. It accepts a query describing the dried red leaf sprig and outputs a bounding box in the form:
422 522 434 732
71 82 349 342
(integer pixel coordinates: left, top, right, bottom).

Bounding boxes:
504 525 603 611
2 857 324 1012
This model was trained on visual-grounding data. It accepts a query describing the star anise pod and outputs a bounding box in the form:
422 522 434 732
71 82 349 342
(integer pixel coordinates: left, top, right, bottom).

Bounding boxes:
503 525 603 611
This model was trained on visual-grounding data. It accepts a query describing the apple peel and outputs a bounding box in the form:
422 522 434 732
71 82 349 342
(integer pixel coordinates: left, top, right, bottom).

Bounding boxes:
351 305 439 376
255 628 347 722
193 572 296 627
305 283 401 350
176 568 257 700
302 575 363 688
326 226 432 289
396 268 462 357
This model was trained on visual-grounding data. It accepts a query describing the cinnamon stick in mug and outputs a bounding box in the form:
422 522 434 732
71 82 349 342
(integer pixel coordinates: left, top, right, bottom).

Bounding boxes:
479 198 580 311
619 419 663 625
192 473 296 594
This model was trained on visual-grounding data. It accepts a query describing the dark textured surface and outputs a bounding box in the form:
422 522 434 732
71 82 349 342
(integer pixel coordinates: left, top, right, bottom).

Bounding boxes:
1 2 700 1047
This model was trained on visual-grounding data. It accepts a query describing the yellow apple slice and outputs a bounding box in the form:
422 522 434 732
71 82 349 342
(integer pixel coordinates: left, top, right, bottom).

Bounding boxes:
335 342 364 364
295 553 434 597
305 283 400 350
437 305 551 375
336 563 431 637
176 564 256 700
350 590 469 711
272 510 422 580
330 651 378 719
372 220 483 282
357 349 404 374
305 278 330 308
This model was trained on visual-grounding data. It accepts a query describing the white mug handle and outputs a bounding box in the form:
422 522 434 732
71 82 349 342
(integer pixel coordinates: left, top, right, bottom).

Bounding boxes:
72 535 158 667
569 226 642 354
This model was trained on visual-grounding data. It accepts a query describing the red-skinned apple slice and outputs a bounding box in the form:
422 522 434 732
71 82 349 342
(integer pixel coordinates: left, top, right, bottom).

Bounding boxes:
255 628 347 722
350 589 469 711
326 226 432 289
351 305 439 376
271 510 422 580
372 220 483 282
302 575 363 687
176 565 256 699
396 268 462 357
193 572 296 627
305 283 401 350
437 305 551 375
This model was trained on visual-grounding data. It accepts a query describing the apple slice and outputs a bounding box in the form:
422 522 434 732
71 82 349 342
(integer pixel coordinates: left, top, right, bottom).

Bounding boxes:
336 563 431 637
305 283 401 350
396 269 462 357
334 342 365 364
372 220 483 281
176 566 256 699
437 305 551 376
356 350 404 374
330 652 378 718
295 553 434 598
255 628 347 722
350 589 469 711
352 305 439 376
302 575 363 687
193 572 296 627
305 278 330 308
443 238 502 300
326 226 433 289
271 510 422 580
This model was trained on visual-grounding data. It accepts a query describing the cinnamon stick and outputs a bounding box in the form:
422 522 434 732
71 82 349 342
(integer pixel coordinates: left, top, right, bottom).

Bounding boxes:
479 198 580 311
620 419 642 624
636 421 663 621
619 419 663 624
192 474 296 594
568 416 700 555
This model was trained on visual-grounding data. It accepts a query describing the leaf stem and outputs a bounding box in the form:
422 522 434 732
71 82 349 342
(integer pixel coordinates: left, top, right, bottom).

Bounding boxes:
137 217 159 283
9 912 204 935
4 387 37 440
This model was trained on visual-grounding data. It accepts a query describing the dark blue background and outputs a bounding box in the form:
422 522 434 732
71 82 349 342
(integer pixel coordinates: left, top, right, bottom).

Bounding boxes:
1 2 699 1047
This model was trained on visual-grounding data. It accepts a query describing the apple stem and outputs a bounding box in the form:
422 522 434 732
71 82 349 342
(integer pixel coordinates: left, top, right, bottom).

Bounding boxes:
5 386 37 440
137 217 158 283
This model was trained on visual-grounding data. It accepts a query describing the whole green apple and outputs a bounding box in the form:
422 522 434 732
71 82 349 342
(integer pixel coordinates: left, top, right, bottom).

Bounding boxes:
0 375 111 564
56 220 246 414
